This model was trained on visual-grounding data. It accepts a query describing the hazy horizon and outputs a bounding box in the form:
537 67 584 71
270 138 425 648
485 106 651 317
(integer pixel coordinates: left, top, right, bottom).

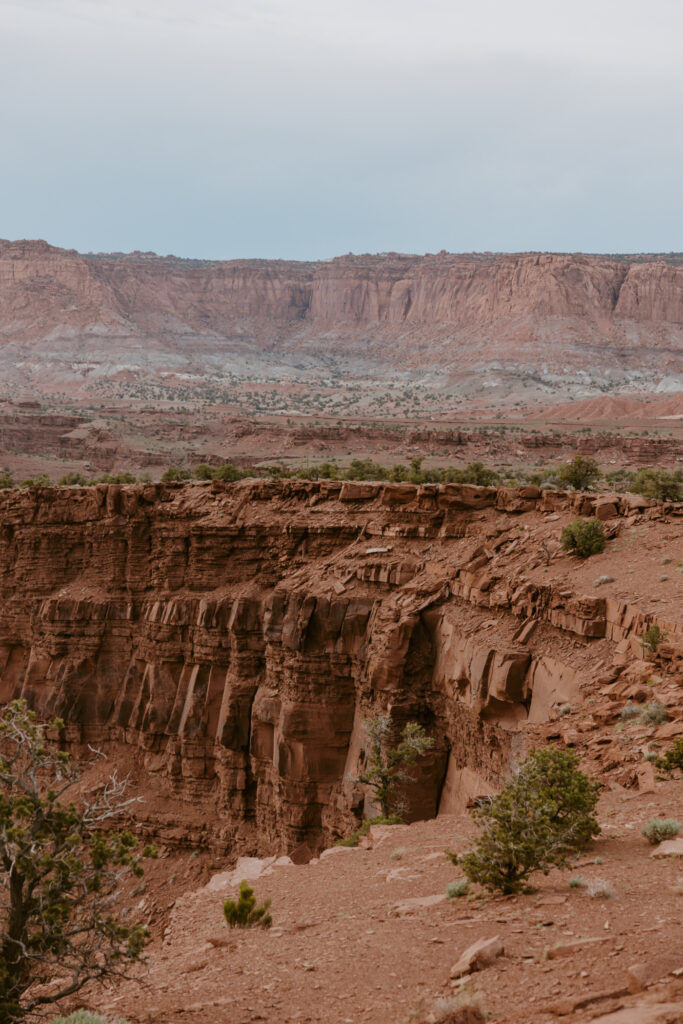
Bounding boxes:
2 0 683 261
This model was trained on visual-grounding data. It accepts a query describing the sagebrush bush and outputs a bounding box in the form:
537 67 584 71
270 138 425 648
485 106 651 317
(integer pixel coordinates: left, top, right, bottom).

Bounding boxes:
223 881 272 929
641 818 681 845
620 701 641 721
446 880 469 898
460 747 600 894
560 518 606 558
587 877 616 899
640 700 668 726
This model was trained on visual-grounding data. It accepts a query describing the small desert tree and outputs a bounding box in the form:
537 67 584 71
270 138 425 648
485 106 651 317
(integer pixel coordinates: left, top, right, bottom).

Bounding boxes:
642 624 666 655
0 701 155 1024
558 456 601 491
357 715 434 818
461 747 600 894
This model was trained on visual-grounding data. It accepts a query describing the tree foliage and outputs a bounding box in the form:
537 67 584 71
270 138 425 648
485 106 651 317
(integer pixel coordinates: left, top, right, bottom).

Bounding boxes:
656 737 683 773
630 468 682 502
642 624 666 654
223 881 272 929
557 456 601 491
560 517 606 557
0 701 155 1023
357 715 434 818
460 748 600 894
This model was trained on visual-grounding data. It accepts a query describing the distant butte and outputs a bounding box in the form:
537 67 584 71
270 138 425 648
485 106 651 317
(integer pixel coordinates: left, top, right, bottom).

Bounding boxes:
0 239 682 403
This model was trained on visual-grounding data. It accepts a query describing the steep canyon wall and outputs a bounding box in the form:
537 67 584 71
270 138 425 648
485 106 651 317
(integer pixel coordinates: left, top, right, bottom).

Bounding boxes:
2 242 683 386
1 480 681 856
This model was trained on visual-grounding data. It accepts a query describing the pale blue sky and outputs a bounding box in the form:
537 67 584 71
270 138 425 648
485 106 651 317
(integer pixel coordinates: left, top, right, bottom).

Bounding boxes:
1 0 682 260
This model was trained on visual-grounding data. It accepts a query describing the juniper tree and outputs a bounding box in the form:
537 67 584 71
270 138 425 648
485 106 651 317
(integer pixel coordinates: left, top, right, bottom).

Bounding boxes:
357 715 434 818
461 747 600 894
0 701 155 1024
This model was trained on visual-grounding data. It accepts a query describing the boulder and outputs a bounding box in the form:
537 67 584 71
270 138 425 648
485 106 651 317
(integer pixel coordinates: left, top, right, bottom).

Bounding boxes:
650 838 683 858
449 935 504 978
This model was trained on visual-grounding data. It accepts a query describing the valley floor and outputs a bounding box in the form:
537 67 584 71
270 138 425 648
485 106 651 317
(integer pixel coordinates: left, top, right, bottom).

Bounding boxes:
93 783 683 1024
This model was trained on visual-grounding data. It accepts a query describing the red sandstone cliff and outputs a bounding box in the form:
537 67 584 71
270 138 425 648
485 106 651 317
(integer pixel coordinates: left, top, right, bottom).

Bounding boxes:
1 241 682 395
0 479 680 856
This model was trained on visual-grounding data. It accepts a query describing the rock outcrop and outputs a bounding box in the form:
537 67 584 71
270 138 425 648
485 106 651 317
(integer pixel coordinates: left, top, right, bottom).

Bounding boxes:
0 479 680 856
1 242 683 396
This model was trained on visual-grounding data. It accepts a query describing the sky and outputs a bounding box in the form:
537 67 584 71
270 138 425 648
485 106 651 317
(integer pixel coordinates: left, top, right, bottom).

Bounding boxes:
1 0 683 260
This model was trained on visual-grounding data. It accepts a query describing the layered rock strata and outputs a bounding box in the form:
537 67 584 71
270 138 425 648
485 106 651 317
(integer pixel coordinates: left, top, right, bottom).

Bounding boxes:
0 480 680 855
1 241 683 389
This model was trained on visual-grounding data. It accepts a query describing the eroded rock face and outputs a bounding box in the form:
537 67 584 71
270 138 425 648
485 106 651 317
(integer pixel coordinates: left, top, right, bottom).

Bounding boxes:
0 480 679 856
1 242 683 392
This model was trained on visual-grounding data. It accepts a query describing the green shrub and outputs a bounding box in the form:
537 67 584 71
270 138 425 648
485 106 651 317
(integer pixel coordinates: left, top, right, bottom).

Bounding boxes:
641 818 681 845
640 700 668 726
557 455 601 491
58 472 90 486
656 738 683 773
161 466 191 482
446 880 469 898
460 748 600 894
223 880 272 929
97 472 137 485
631 468 682 502
642 624 667 654
561 518 606 558
0 471 13 489
20 473 51 487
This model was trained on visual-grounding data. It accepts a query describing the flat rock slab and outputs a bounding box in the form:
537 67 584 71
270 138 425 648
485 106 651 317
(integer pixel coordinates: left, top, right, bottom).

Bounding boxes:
546 935 615 960
450 935 504 978
650 838 683 858
390 893 447 916
580 1003 683 1024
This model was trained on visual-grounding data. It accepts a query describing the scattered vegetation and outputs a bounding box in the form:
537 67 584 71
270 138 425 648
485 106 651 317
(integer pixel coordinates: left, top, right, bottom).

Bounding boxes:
160 466 191 482
223 881 272 929
641 818 681 845
656 738 683 773
460 748 600 894
639 700 668 726
557 455 600 491
630 468 683 502
446 880 469 899
560 518 606 558
619 701 641 721
0 701 155 1023
568 875 586 888
0 456 680 503
642 624 667 654
356 715 434 818
586 877 616 900
334 815 403 847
